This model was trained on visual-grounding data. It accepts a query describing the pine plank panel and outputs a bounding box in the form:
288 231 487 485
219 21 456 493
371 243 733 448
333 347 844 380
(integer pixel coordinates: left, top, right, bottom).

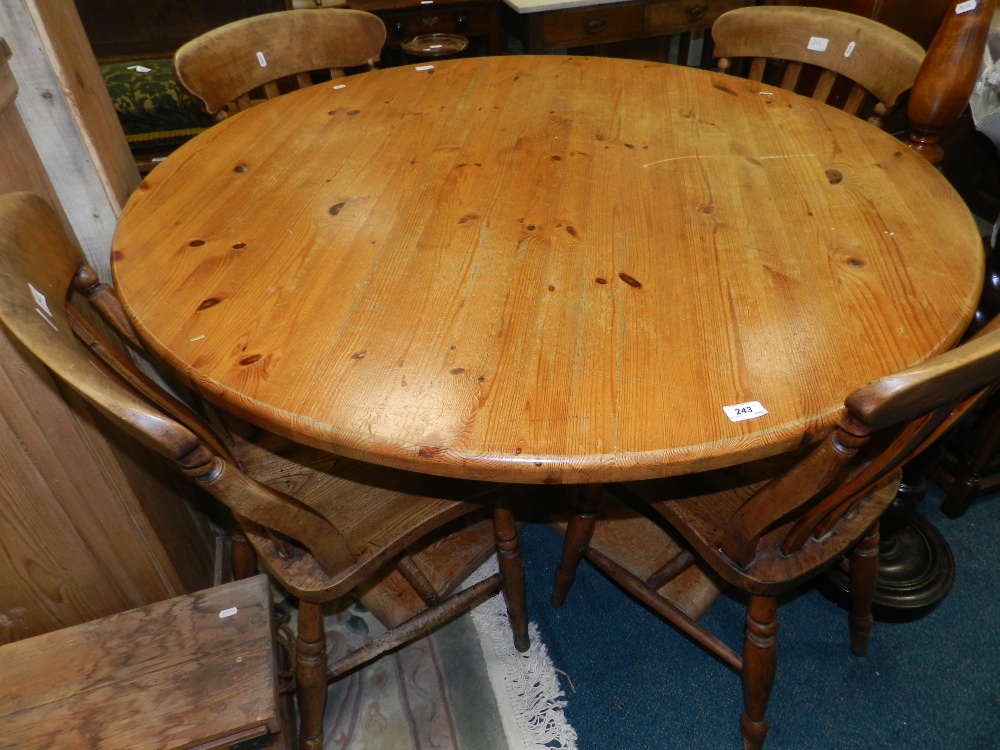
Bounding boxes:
22 0 139 209
1 0 125 275
0 37 214 643
0 576 279 750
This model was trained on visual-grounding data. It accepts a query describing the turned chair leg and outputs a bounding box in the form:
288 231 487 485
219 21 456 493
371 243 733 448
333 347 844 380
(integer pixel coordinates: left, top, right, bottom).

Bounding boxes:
494 498 531 652
941 391 1000 518
848 523 880 657
551 484 604 608
741 595 777 750
296 600 328 750
230 526 258 581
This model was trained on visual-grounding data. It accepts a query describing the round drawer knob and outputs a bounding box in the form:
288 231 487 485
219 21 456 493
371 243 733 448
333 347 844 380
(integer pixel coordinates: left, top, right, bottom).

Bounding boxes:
583 18 606 34
685 3 709 21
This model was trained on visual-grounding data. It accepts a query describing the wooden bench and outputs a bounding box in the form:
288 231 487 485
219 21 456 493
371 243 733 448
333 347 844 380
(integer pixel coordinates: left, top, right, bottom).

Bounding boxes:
0 575 288 750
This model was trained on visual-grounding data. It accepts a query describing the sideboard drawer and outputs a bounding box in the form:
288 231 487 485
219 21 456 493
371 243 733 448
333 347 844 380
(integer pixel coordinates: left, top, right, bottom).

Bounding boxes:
382 5 494 40
541 3 645 46
645 0 742 34
347 0 503 55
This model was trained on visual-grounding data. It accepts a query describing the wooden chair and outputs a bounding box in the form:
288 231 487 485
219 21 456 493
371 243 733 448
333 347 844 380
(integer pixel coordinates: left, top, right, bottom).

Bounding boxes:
0 575 286 749
912 0 1000 518
551 318 1000 749
0 191 529 750
173 9 386 121
935 391 1000 517
712 6 925 128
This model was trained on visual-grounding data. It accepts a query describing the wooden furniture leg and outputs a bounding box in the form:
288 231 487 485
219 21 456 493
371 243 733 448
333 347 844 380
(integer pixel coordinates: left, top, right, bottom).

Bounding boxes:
551 484 603 607
296 600 328 750
231 526 258 580
848 524 880 657
494 498 531 652
941 391 1000 517
740 595 777 750
823 449 955 617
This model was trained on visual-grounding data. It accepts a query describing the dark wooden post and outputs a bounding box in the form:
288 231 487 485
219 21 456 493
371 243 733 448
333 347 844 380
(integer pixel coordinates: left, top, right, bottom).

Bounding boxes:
907 0 995 165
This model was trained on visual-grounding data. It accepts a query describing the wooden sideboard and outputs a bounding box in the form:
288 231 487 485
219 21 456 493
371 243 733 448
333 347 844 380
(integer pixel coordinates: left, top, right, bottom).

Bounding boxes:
503 0 750 63
501 0 954 65
348 0 503 58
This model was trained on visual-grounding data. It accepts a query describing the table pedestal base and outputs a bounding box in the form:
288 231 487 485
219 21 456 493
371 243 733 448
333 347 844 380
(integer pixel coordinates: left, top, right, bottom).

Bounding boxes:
821 457 955 620
822 513 955 620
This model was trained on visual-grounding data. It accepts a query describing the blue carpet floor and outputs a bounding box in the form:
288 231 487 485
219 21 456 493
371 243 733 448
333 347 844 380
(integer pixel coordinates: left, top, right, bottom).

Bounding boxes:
519 484 1000 749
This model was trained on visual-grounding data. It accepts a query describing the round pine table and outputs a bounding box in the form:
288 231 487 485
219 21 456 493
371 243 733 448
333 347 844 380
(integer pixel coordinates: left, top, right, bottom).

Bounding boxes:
113 56 983 614
113 55 982 482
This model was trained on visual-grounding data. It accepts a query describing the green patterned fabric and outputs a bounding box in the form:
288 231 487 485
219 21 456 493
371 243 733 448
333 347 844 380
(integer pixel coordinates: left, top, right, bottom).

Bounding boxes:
101 58 213 142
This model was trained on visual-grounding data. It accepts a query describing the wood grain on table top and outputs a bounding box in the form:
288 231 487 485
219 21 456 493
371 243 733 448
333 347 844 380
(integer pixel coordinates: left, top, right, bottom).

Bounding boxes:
112 56 983 485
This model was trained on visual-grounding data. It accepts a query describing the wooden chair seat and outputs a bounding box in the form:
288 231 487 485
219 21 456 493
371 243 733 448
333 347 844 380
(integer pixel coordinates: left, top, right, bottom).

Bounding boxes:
620 465 900 592
232 430 497 597
549 491 724 620
0 575 284 750
356 516 499 627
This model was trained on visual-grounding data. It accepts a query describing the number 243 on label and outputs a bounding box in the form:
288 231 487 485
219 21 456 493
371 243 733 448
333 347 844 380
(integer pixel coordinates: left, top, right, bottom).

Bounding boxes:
722 401 769 422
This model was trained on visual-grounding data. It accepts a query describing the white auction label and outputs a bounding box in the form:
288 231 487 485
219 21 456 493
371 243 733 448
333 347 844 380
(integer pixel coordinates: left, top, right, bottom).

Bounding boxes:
256 51 267 67
956 0 977 13
219 607 238 618
29 283 51 316
844 41 856 58
807 36 829 52
723 401 769 422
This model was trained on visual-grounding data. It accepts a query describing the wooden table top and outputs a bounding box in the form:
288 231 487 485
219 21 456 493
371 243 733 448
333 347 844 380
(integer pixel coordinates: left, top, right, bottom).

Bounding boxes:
112 55 983 485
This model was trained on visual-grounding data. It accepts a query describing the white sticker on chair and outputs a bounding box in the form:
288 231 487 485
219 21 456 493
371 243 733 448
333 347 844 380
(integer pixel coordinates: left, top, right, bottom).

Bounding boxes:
807 36 829 52
256 51 267 68
844 41 856 58
219 607 238 618
29 283 51 316
415 65 435 71
333 83 347 89
723 401 769 422
36 308 58 331
956 0 977 13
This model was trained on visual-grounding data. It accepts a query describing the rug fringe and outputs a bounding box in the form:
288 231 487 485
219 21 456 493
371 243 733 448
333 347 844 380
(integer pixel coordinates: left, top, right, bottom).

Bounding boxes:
466 558 579 750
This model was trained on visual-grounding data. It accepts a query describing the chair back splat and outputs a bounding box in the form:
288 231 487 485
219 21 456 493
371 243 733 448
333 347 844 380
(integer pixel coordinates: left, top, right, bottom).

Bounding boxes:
174 9 386 120
712 6 925 128
0 191 529 750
